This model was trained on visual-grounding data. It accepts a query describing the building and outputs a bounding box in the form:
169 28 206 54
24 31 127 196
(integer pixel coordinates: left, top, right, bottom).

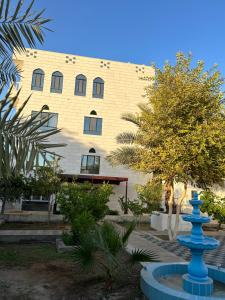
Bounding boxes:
12 48 154 212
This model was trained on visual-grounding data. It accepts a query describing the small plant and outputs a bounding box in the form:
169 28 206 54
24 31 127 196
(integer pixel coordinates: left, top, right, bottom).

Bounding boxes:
73 222 158 289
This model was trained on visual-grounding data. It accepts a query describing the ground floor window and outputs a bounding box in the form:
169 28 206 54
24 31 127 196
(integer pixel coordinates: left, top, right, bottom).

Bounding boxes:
80 155 100 174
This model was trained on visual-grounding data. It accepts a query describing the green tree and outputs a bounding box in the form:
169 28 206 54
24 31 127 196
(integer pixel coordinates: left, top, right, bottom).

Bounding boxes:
0 175 25 213
107 53 225 239
26 161 62 221
0 0 50 86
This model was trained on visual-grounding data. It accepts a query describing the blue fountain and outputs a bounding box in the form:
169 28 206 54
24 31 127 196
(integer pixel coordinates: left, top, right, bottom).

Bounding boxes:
177 192 220 296
141 192 225 300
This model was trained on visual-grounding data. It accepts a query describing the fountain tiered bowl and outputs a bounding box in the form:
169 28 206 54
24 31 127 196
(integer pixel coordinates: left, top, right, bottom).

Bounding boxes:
141 192 225 300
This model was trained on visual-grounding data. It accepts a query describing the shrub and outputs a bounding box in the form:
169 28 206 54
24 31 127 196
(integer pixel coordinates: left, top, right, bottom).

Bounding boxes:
73 221 158 289
200 190 225 226
57 182 113 242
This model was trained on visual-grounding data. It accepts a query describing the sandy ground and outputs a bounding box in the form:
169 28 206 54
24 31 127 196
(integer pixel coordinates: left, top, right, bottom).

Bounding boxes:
0 258 143 300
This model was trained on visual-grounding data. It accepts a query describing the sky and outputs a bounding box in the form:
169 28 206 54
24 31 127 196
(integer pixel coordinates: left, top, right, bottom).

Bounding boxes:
33 0 225 74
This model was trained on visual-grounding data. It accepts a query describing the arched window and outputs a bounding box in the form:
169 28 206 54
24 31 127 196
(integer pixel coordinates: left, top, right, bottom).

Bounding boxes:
75 74 87 96
93 77 104 98
90 110 97 115
89 148 96 153
31 69 44 91
51 71 63 93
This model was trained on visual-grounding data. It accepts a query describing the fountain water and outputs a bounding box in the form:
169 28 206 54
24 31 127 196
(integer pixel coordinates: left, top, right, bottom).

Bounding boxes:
141 192 225 300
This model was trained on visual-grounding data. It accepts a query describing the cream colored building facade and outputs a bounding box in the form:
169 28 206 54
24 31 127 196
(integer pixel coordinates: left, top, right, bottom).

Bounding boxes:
13 48 154 211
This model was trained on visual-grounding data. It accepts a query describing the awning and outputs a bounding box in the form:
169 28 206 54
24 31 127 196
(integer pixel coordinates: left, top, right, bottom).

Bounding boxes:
60 174 128 185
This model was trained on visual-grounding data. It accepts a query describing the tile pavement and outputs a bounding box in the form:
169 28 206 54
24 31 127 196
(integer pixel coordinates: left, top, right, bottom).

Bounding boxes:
140 233 225 267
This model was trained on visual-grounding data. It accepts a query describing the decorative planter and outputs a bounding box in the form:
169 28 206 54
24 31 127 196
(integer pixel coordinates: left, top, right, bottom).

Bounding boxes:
150 212 192 231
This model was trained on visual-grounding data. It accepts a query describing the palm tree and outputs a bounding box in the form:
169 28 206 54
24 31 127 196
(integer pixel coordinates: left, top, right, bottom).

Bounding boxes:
0 86 65 179
0 86 65 213
73 222 158 290
0 0 51 86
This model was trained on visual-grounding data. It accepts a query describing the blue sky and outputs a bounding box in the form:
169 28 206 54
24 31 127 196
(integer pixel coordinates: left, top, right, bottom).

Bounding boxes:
35 0 225 74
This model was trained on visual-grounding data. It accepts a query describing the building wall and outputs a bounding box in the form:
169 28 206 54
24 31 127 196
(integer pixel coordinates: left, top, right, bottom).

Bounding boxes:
13 49 154 211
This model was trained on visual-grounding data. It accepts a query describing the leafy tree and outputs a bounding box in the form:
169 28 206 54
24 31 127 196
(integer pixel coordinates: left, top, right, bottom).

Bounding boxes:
0 0 50 86
107 53 225 239
26 162 62 221
0 174 25 213
73 221 158 289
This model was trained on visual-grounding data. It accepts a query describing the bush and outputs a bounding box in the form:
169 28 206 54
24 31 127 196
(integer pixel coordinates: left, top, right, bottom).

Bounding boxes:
200 190 225 226
118 181 162 216
57 182 113 242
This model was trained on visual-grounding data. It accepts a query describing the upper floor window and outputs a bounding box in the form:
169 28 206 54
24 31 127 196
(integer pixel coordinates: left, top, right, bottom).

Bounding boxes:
80 155 100 174
75 74 87 96
51 71 63 93
32 111 58 131
89 148 96 153
93 77 104 98
31 69 44 91
84 116 102 135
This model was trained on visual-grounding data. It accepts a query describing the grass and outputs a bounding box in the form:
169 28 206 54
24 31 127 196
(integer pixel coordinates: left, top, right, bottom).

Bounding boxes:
0 243 74 267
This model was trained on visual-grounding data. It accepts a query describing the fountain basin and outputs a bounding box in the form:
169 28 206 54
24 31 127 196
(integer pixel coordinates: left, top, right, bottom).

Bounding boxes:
177 235 220 250
183 215 210 223
141 262 225 300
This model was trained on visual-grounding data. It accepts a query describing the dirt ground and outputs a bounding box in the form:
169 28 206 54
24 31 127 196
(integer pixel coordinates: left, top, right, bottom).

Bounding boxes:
0 243 145 300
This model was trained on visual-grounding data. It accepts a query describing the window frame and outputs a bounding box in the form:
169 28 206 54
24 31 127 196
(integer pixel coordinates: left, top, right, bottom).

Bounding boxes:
50 71 63 93
31 68 45 91
80 154 100 174
83 116 102 135
31 111 58 131
93 77 104 99
75 74 87 96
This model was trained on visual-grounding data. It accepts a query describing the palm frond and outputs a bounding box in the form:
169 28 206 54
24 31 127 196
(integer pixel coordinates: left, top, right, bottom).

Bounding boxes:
73 242 97 271
116 132 138 144
106 146 139 167
122 221 136 245
0 87 66 178
129 249 159 264
121 113 141 126
0 54 21 85
0 0 51 53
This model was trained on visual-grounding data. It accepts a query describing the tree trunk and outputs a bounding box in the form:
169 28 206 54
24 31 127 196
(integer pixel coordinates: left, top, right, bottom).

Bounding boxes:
1 199 6 215
172 182 187 239
167 182 174 241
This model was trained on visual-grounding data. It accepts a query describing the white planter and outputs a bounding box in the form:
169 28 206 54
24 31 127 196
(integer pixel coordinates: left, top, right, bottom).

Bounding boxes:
150 211 192 232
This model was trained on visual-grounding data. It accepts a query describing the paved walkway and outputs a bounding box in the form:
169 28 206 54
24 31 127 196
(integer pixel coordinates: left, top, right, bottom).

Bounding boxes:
138 231 225 268
114 224 184 263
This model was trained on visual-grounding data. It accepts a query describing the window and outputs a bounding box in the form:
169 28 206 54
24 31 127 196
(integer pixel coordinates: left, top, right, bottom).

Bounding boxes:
80 155 100 174
93 77 104 98
89 148 96 153
31 69 44 91
32 111 58 131
90 110 97 115
37 152 55 167
83 117 102 135
75 74 87 96
50 71 63 93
